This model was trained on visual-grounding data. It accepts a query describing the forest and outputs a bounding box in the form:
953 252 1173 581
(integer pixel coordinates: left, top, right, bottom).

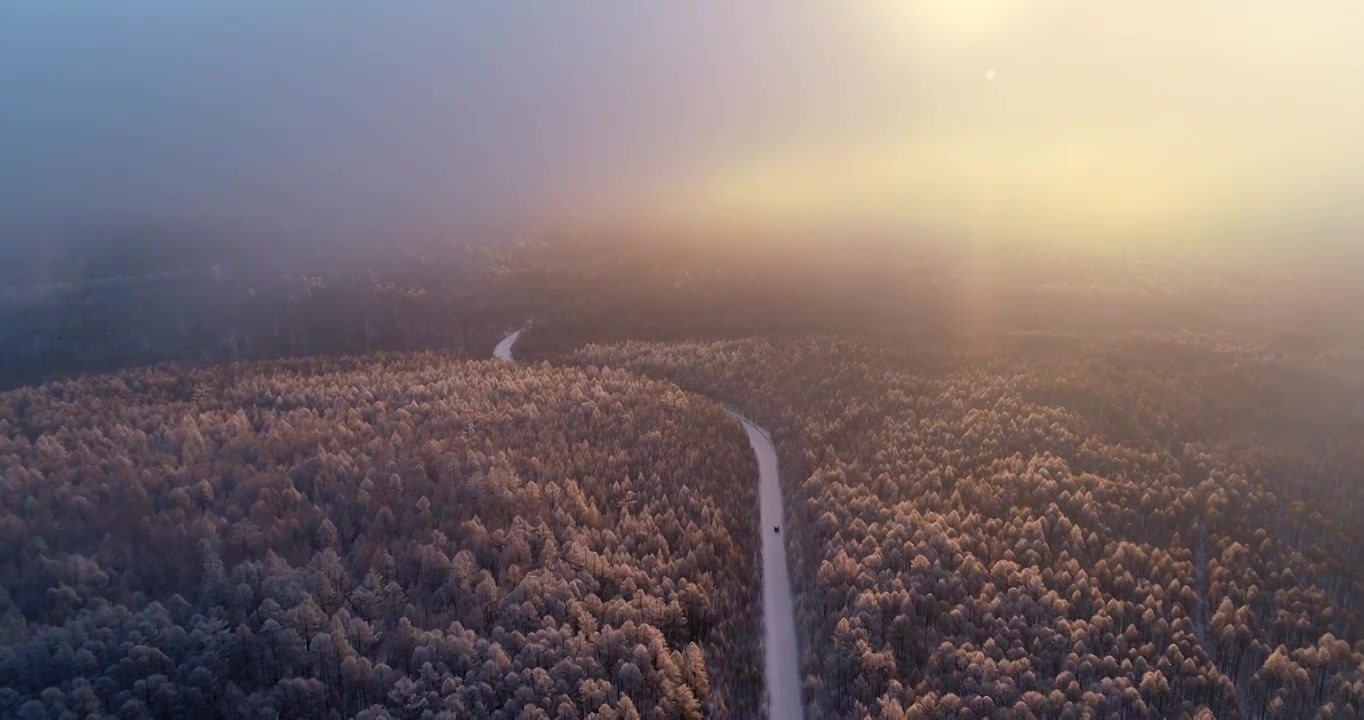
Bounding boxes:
0 354 763 718
3 236 1363 719
0 238 533 391
9 2 1364 716
562 332 1364 718
11 233 1322 394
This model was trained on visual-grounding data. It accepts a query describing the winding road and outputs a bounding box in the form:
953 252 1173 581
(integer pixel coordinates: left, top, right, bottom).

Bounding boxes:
493 329 522 362
493 329 803 719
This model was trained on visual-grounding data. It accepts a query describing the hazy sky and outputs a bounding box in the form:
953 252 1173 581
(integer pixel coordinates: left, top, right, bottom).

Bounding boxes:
3 2 1362 250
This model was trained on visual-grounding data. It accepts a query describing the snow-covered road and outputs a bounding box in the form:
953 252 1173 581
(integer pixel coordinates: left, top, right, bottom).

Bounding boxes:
727 410 803 720
492 329 804 719
493 329 523 362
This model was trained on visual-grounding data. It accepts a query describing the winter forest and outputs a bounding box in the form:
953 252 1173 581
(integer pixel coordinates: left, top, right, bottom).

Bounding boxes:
4 4 1364 718
2 235 1361 719
2 355 758 718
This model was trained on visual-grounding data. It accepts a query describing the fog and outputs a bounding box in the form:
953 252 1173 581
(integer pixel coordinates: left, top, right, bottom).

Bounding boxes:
3 2 1363 259
4 8 1364 718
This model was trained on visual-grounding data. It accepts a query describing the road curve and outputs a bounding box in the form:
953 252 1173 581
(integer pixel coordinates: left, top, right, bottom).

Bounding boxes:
492 329 804 719
493 329 523 362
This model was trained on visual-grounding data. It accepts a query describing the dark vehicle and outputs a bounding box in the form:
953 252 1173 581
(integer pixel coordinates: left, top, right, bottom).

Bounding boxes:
774 525 780 533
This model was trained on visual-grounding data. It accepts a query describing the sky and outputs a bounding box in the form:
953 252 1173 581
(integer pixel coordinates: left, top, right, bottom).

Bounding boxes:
2 1 1362 253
